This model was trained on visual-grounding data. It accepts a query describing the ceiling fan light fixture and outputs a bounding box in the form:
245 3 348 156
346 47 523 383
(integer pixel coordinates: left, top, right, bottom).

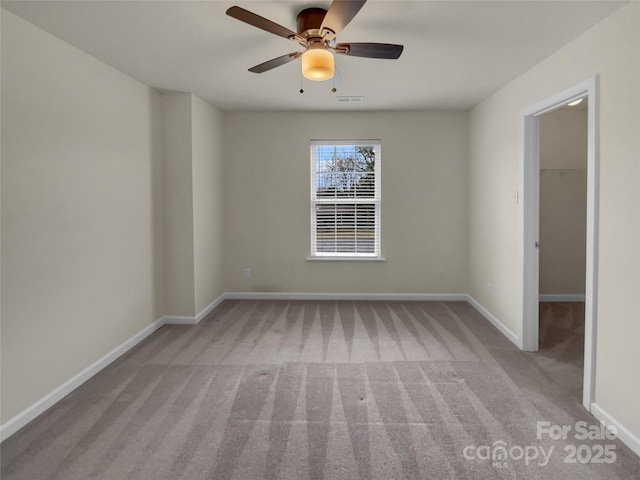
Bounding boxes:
227 2 403 81
301 44 334 81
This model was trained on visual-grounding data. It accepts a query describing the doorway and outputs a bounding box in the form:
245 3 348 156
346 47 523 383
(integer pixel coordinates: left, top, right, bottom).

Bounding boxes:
538 100 588 401
519 76 599 411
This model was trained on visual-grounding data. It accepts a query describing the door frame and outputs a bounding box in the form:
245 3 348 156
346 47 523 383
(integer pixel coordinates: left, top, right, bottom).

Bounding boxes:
518 76 599 410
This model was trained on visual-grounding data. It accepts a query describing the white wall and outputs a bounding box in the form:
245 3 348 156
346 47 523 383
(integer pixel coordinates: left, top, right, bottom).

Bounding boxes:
222 111 469 294
1 11 164 423
161 92 225 317
0 11 226 425
469 2 639 439
539 107 588 294
161 92 195 316
191 95 224 313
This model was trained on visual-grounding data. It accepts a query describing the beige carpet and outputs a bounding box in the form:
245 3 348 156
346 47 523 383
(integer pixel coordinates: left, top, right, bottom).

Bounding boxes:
1 300 638 479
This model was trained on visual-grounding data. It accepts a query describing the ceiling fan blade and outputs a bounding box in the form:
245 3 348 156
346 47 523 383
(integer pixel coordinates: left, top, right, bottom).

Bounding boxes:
226 6 296 40
248 52 302 73
336 42 404 59
320 0 367 40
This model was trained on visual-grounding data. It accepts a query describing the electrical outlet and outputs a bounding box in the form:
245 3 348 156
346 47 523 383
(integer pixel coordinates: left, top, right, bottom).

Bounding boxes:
244 268 251 279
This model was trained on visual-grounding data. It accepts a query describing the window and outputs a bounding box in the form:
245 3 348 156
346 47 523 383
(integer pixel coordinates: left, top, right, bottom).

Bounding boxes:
310 140 381 258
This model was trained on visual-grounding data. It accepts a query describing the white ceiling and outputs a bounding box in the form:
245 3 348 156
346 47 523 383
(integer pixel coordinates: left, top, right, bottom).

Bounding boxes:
2 0 626 111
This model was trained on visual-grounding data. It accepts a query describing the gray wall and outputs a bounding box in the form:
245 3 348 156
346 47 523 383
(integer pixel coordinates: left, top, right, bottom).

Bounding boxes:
539 107 588 295
222 111 469 294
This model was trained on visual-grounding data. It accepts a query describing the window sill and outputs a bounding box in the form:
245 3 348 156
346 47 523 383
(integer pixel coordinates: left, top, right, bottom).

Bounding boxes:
306 256 386 262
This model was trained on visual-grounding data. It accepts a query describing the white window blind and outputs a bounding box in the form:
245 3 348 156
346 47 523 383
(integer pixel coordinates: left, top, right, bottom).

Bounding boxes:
310 140 381 258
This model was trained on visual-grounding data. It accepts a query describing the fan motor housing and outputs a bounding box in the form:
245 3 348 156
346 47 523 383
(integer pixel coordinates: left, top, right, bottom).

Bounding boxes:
296 8 327 39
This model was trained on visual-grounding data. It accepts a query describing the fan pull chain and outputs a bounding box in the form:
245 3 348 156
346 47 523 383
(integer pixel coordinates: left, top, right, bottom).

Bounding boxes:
331 63 338 92
298 70 338 93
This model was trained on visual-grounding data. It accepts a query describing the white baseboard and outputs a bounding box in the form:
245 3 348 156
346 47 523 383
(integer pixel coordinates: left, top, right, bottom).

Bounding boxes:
163 293 225 325
226 293 522 352
224 292 469 302
539 294 586 302
196 294 226 322
1 293 226 442
0 316 166 443
161 314 197 325
0 291 554 444
591 402 640 458
465 294 520 347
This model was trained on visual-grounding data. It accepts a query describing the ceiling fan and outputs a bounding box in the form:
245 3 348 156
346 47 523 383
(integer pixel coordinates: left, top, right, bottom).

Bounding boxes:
226 0 403 82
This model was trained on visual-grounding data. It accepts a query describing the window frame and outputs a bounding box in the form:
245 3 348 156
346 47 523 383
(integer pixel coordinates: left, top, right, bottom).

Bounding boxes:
309 139 383 260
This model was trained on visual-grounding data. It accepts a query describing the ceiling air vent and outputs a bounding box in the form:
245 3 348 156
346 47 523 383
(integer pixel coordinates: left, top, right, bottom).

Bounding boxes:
336 96 364 104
